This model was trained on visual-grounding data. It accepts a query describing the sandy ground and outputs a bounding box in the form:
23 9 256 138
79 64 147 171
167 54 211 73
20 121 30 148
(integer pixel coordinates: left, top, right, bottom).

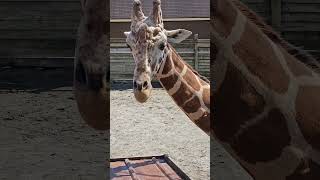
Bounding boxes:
110 88 252 180
0 88 251 180
0 89 108 180
110 89 210 180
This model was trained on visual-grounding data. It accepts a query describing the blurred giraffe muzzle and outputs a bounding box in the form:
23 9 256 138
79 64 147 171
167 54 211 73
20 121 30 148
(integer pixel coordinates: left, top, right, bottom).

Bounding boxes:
133 80 152 103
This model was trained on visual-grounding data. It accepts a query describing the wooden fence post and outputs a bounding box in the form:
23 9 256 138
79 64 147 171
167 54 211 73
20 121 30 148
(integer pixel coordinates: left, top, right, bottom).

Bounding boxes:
270 0 282 32
194 34 199 70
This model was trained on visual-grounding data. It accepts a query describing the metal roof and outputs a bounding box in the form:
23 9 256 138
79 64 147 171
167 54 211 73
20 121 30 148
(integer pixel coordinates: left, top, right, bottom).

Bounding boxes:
111 0 210 19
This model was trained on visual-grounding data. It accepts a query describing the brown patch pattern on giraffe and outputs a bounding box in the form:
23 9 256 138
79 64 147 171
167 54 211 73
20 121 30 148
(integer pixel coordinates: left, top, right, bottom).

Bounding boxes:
279 45 314 77
171 50 185 74
161 55 173 75
194 113 210 133
232 108 291 163
171 49 202 91
287 159 320 180
213 0 237 38
295 86 320 151
172 81 194 106
183 69 201 91
160 74 178 91
232 20 290 94
182 97 201 114
213 63 265 142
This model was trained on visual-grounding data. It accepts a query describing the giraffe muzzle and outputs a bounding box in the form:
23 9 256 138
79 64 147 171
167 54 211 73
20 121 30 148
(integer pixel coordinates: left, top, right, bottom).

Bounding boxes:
133 81 152 103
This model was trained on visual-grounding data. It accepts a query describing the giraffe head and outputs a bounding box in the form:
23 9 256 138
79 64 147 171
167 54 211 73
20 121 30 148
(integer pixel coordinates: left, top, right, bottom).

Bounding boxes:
124 0 192 103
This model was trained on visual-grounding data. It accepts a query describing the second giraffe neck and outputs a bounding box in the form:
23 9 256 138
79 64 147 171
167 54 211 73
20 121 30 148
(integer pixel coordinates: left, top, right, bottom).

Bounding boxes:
155 45 211 134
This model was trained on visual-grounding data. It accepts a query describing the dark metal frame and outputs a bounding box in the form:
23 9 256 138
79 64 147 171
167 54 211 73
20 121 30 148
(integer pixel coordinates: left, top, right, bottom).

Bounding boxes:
110 154 191 180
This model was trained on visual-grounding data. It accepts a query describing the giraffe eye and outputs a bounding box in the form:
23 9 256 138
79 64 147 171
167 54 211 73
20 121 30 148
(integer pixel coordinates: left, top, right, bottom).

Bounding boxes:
159 42 165 50
153 30 159 37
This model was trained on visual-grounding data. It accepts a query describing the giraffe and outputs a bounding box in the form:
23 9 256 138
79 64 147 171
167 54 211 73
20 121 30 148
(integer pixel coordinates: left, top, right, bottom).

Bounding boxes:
73 0 109 130
212 0 320 179
124 0 211 133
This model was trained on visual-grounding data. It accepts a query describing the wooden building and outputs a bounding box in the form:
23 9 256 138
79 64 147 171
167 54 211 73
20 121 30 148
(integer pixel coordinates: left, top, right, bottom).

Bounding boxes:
110 0 210 39
0 0 319 70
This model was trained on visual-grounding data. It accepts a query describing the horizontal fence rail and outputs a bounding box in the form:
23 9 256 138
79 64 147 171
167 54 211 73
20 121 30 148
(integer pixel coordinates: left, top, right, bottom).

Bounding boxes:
0 36 210 82
110 35 210 81
242 0 320 58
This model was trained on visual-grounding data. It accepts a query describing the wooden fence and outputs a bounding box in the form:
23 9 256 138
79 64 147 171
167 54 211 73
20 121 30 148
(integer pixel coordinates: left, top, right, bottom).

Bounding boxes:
110 35 210 80
0 0 81 67
242 0 320 58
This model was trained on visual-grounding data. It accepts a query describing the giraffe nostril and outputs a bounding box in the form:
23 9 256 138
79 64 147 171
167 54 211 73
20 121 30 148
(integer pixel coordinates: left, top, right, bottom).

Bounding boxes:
133 81 138 89
143 81 148 89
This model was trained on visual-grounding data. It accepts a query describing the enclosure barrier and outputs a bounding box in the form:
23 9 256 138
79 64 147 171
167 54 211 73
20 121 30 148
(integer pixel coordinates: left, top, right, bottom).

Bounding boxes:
1 0 320 69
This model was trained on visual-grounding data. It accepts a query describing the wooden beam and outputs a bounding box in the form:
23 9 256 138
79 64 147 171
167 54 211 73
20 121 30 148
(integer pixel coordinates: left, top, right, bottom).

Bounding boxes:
194 34 199 70
0 57 74 68
270 0 282 32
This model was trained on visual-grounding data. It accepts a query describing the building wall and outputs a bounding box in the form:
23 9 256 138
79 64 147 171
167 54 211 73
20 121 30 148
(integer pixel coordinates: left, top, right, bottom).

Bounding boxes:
110 0 210 19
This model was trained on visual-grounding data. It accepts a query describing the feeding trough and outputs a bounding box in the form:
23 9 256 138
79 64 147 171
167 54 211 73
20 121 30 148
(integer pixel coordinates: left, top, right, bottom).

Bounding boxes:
110 154 190 179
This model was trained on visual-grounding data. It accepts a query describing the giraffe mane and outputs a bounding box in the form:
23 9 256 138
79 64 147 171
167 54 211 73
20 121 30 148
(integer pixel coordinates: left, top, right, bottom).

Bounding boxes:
169 44 210 83
232 0 320 73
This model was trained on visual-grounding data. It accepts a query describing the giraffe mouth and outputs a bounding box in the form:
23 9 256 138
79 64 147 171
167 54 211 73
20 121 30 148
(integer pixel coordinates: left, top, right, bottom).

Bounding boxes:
134 88 151 103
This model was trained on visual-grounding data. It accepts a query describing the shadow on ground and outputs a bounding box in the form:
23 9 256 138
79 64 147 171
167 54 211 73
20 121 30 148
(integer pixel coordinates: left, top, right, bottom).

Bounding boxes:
0 66 161 92
0 66 109 179
0 66 73 92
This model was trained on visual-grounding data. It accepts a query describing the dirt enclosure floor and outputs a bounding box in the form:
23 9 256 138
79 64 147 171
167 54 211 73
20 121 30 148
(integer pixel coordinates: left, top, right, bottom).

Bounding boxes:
0 68 252 180
0 90 109 179
0 68 108 179
110 88 209 179
110 85 252 180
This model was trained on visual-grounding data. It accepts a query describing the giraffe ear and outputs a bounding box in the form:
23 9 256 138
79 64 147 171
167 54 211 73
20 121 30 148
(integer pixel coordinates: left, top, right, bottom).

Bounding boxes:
165 29 192 44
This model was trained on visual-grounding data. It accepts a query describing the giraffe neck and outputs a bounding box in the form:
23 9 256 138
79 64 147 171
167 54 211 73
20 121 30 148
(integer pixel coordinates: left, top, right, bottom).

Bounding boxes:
155 45 211 134
213 0 320 179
